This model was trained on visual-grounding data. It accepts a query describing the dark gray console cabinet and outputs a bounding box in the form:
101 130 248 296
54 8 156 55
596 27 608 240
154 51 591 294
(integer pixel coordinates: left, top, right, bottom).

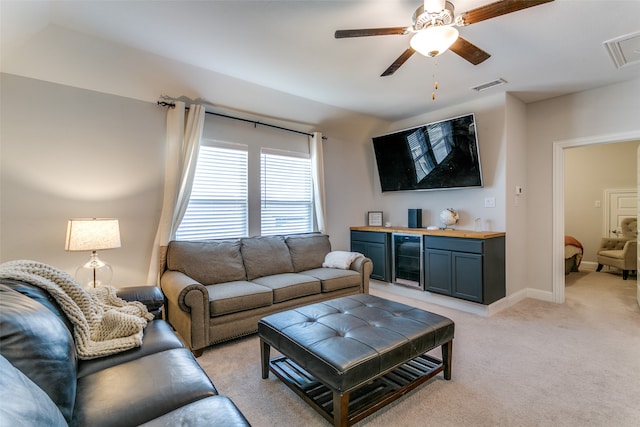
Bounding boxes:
424 235 505 304
350 230 391 282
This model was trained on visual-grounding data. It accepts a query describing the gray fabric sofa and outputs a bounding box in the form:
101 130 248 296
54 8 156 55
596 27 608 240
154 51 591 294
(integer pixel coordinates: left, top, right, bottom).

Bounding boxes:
161 233 372 355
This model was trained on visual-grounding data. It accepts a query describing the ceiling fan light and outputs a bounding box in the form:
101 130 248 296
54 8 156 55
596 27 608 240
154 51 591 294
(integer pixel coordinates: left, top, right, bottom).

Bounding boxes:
410 26 459 57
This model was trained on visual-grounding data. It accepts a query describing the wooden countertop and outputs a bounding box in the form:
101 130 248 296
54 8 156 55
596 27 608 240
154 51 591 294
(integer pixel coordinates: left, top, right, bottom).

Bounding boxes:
350 226 505 239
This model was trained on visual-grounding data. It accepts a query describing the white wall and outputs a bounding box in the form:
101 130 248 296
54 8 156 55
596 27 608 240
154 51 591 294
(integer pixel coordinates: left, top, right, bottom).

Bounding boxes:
526 77 640 294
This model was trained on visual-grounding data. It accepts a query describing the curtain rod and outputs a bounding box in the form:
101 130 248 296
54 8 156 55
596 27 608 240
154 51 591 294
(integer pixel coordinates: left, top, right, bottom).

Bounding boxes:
157 101 326 140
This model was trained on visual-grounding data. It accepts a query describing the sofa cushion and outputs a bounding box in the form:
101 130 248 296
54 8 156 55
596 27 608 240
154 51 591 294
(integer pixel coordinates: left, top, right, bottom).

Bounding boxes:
74 348 217 427
252 273 321 303
0 285 77 423
0 354 67 426
139 395 250 427
207 281 273 317
300 268 361 292
77 319 184 378
241 236 294 280
285 233 332 272
167 240 246 285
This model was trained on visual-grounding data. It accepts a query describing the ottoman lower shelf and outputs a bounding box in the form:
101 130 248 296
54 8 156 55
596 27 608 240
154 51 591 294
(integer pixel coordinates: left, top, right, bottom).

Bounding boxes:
268 351 446 426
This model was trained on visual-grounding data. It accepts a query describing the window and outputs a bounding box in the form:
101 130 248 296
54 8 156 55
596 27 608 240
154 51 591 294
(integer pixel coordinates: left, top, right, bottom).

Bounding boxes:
407 122 454 183
260 149 313 235
175 115 316 240
175 143 248 240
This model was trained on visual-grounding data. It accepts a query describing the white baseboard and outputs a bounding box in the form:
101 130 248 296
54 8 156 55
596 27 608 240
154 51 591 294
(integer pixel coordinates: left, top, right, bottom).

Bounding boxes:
524 288 555 302
370 281 492 316
580 261 598 270
370 280 555 316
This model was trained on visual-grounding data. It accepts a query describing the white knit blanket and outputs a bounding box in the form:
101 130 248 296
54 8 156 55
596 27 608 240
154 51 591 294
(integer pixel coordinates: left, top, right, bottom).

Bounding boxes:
322 251 364 269
0 260 153 360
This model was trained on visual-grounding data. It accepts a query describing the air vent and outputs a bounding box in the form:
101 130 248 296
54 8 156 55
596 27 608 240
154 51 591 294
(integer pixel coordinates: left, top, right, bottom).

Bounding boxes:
471 78 507 92
604 31 640 69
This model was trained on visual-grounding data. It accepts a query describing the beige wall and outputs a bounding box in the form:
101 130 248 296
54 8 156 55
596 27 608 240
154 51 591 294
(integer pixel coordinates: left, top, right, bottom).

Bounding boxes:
0 74 165 283
2 68 639 300
504 94 529 296
564 141 639 263
526 77 640 295
0 73 385 285
379 94 507 232
3 11 640 302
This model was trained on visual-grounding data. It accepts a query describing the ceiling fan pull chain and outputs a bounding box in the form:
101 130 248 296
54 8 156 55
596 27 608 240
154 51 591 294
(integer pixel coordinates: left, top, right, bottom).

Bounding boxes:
432 59 439 100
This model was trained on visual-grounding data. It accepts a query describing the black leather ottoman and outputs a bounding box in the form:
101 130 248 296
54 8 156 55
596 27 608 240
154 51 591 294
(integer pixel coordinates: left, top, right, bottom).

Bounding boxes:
258 294 454 427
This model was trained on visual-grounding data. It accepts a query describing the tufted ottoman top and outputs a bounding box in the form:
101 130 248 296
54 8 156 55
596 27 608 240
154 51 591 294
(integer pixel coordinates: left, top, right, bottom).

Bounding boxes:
258 293 454 392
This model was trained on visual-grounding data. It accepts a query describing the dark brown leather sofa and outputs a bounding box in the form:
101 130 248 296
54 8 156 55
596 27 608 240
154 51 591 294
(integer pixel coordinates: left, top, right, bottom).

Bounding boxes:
0 279 250 427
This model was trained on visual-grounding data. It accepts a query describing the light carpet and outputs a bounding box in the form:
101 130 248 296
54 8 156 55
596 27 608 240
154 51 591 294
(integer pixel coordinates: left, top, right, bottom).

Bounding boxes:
196 269 640 426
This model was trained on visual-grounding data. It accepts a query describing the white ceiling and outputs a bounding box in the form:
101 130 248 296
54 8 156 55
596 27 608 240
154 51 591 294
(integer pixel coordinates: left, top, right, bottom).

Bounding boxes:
2 0 639 122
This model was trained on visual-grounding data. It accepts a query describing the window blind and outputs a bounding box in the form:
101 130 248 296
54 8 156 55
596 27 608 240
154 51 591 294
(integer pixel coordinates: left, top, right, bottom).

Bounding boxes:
260 150 313 236
175 144 248 240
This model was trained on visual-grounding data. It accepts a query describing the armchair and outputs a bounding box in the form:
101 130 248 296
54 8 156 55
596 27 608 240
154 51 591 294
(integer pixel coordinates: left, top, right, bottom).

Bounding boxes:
596 217 637 280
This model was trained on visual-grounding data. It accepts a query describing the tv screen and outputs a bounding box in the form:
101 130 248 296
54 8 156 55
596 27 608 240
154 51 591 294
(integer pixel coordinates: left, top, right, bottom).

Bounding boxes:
372 113 483 192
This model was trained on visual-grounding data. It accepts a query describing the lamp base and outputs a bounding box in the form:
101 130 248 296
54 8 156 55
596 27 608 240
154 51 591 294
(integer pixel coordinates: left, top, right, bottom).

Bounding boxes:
76 251 113 289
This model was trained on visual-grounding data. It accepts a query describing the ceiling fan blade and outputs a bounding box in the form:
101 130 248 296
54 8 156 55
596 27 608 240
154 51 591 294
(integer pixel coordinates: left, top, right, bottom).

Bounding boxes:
381 48 416 76
335 27 409 38
449 37 491 65
459 0 554 26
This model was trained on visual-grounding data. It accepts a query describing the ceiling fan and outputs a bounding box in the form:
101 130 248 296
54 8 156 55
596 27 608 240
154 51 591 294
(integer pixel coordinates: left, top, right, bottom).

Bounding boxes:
335 0 555 76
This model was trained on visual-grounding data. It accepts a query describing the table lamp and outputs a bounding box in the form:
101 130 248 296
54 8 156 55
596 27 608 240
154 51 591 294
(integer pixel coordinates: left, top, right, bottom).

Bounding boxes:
65 218 121 288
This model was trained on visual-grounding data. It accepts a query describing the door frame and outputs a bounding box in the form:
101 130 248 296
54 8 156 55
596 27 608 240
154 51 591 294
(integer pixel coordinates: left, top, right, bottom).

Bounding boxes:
553 130 640 304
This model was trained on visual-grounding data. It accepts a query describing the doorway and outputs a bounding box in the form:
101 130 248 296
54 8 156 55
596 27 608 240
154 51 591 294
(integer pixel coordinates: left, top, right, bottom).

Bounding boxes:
553 131 640 304
563 146 638 270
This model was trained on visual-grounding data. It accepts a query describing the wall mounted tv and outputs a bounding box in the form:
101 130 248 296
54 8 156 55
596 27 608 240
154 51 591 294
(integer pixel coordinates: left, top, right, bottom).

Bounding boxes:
372 113 483 192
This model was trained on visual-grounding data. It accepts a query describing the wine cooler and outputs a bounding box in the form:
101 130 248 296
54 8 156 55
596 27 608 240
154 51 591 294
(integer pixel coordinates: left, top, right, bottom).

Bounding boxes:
392 233 423 289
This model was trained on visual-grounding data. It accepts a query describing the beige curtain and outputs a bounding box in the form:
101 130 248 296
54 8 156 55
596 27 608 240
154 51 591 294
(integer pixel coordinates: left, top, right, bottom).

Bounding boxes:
310 132 326 233
146 102 205 284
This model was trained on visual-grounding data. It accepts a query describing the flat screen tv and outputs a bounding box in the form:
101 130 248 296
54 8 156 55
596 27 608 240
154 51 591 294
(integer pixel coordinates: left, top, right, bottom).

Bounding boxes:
372 113 483 192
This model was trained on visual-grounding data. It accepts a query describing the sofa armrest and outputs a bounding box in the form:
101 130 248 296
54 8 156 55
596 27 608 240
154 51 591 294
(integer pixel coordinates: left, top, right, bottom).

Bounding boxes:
623 240 637 264
349 256 373 294
599 237 631 251
117 286 164 319
160 271 210 354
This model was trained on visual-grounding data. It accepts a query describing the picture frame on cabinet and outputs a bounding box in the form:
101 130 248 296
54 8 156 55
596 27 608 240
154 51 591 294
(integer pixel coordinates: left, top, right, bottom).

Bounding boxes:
367 211 383 227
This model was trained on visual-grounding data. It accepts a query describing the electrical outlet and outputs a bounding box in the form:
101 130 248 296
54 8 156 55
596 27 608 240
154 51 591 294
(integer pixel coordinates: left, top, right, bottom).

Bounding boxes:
484 197 496 208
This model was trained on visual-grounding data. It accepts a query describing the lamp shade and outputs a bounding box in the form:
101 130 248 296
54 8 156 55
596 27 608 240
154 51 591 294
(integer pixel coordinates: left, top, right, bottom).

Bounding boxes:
65 218 121 251
410 25 459 58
